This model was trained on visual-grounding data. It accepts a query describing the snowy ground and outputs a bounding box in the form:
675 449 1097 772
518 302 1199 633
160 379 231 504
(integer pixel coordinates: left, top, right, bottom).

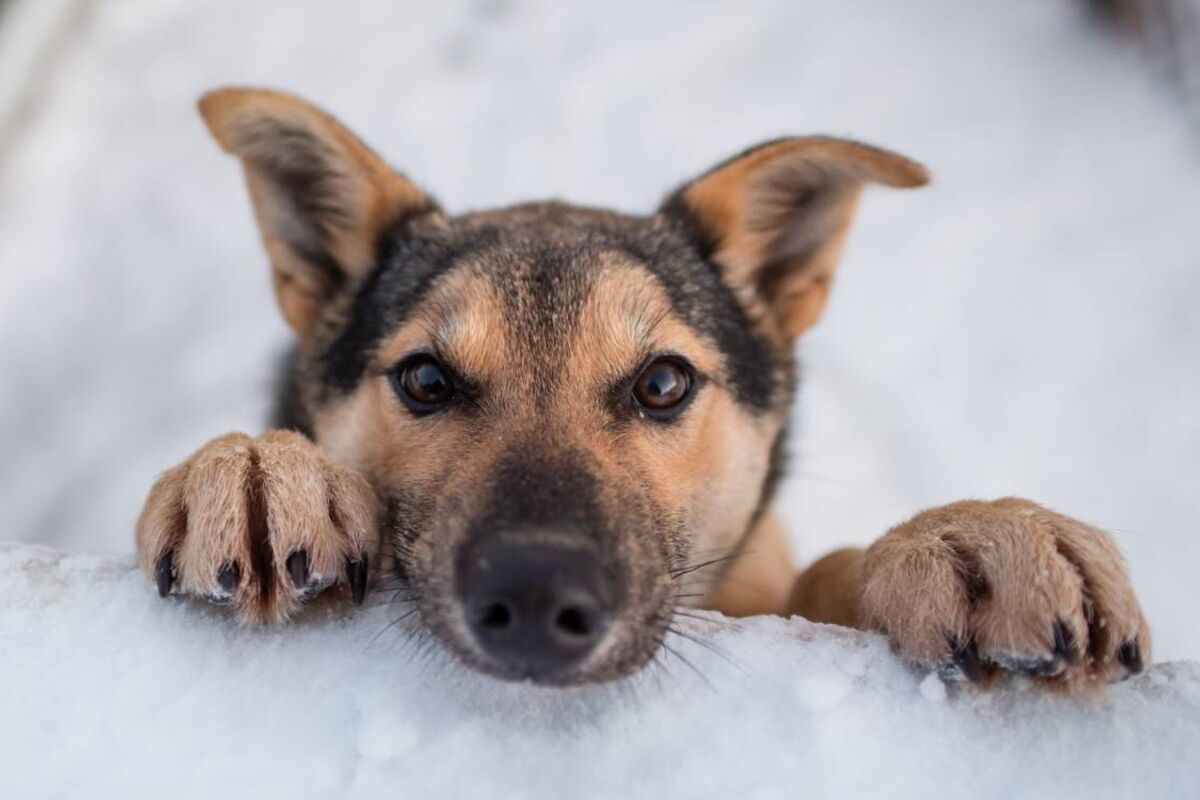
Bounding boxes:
2 543 1199 799
0 0 1199 793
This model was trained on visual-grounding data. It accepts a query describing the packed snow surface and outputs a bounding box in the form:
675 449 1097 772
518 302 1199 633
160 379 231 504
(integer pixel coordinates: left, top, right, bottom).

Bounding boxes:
1 544 1198 799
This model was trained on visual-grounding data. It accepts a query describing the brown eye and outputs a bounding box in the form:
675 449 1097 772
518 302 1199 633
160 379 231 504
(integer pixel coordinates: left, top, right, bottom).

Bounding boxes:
392 356 454 413
633 358 692 414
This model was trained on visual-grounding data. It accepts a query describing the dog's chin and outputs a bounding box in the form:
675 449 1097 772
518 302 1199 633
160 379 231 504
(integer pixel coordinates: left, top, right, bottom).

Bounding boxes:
455 648 660 687
424 612 667 687
459 656 601 687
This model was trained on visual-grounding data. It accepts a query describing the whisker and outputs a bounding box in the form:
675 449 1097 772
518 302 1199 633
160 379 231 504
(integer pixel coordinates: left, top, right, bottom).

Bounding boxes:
644 650 670 695
365 607 419 651
365 583 413 595
364 586 418 600
678 572 777 603
361 597 415 611
669 622 746 676
670 551 748 580
661 639 712 689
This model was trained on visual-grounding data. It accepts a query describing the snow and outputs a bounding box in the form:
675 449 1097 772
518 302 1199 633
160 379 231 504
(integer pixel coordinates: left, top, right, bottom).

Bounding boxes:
1 0 1199 793
2 543 1198 799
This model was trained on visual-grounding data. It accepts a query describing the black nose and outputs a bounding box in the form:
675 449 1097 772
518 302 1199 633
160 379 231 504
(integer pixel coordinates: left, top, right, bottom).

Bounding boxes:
457 537 614 680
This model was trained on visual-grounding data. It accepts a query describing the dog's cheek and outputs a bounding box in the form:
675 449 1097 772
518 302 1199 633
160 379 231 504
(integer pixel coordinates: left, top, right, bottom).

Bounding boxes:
633 392 777 562
596 514 678 679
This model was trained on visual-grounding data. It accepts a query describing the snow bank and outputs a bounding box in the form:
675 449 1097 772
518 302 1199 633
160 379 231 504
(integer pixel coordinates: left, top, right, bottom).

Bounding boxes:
3 543 1198 799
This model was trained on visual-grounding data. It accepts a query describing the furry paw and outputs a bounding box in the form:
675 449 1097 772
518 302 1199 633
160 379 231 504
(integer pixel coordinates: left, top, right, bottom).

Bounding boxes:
135 431 377 622
861 498 1149 687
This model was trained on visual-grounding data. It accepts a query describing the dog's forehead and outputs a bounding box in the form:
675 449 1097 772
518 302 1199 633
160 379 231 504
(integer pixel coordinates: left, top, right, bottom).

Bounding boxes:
376 243 694 380
319 201 781 410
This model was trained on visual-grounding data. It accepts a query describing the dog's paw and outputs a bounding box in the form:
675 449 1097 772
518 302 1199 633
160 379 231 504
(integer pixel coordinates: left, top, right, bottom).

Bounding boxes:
135 431 377 622
861 498 1149 687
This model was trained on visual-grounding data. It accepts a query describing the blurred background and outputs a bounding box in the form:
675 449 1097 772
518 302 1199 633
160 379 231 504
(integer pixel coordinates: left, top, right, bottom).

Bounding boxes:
0 0 1196 659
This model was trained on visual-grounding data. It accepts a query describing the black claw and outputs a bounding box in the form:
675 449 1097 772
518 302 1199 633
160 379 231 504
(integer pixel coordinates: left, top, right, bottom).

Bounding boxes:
1021 658 1064 678
1117 640 1144 674
217 562 241 593
286 550 310 589
347 556 368 606
1053 619 1082 666
952 638 984 683
155 551 174 598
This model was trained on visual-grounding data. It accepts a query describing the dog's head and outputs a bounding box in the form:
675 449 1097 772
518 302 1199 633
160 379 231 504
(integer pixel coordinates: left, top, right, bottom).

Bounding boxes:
199 88 927 684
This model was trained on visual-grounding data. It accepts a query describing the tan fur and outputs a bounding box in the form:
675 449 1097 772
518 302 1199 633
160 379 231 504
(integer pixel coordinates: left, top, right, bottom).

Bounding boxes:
849 497 1149 684
676 138 928 340
567 260 777 571
135 430 377 622
704 513 796 617
198 88 433 336
786 546 865 628
318 266 516 490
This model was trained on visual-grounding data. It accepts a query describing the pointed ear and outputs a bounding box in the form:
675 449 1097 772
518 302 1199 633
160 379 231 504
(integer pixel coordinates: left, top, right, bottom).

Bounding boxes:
660 137 928 339
198 87 439 336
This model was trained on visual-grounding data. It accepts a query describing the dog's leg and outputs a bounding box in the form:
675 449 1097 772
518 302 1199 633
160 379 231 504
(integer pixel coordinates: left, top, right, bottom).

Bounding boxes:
135 430 379 623
787 547 866 628
787 498 1150 686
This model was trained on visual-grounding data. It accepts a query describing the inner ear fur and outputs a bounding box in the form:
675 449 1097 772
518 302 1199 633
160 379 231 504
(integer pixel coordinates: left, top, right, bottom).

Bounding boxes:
199 87 438 336
661 137 929 339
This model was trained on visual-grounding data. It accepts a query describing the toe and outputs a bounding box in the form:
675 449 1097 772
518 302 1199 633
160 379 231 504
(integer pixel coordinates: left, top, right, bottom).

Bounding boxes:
948 637 985 683
1117 639 1145 676
155 551 175 598
1053 619 1082 666
136 463 189 583
347 556 369 606
217 561 242 594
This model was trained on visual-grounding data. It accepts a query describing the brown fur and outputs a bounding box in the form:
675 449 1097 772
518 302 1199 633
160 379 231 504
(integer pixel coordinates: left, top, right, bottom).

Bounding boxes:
135 87 1149 689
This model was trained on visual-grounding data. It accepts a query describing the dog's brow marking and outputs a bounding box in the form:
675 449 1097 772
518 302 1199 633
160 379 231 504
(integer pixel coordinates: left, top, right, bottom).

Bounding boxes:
572 263 725 400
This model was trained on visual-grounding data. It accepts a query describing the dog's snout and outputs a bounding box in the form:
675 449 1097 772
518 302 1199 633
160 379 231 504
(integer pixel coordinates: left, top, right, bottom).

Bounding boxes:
458 537 613 680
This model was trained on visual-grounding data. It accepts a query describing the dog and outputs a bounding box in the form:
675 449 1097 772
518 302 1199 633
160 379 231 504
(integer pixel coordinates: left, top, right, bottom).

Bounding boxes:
135 87 1149 688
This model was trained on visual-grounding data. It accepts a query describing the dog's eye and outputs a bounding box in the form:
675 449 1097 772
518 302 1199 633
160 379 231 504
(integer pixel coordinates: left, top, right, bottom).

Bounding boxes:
391 355 454 413
632 358 692 415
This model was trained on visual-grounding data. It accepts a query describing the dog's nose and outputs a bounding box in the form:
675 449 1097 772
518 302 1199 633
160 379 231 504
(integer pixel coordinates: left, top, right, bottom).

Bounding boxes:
457 537 613 680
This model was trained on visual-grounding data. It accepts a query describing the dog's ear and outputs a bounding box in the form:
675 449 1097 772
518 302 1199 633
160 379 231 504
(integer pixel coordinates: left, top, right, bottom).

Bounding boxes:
661 137 928 339
199 87 437 336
